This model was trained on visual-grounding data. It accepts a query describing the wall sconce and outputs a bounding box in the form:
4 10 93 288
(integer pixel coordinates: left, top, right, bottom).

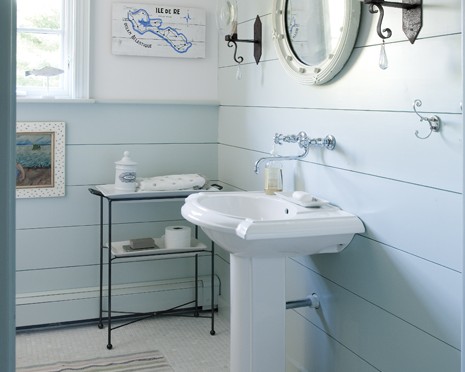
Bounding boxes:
225 15 262 65
362 0 423 44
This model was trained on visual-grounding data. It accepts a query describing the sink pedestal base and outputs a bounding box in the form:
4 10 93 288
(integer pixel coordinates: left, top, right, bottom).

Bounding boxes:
230 255 286 372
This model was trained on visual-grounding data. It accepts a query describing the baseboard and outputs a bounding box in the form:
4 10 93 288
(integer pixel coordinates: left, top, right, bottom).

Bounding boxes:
217 296 230 321
16 275 220 327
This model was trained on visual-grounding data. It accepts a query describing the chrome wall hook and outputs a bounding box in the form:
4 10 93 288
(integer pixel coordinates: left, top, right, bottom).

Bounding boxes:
413 99 441 139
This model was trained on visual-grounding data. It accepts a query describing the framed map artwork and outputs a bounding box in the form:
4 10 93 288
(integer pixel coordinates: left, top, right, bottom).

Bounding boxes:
112 3 206 58
16 121 65 199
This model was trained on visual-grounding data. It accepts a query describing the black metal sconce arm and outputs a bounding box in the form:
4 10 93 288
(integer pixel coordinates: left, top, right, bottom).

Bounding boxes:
363 0 422 44
225 34 253 64
364 0 418 9
225 15 262 65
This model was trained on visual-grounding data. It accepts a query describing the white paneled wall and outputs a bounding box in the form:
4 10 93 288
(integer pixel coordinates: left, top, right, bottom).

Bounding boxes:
90 0 218 101
217 1 462 371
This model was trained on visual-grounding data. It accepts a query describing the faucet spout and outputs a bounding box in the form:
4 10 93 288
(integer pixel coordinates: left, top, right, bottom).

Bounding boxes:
254 148 310 174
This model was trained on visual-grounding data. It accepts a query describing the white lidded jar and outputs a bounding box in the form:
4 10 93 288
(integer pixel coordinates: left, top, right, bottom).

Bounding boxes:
114 151 137 192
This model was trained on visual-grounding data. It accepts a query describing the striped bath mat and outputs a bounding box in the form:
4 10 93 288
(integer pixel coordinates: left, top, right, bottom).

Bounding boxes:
16 350 174 371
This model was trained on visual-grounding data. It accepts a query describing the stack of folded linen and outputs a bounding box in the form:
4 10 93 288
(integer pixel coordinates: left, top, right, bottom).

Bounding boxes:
138 173 206 191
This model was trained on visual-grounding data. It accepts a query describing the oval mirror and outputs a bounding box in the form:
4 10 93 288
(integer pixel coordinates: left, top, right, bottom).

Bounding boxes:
272 0 361 85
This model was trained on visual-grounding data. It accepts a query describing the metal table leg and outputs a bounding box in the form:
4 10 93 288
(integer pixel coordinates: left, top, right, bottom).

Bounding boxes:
195 254 199 317
210 242 216 335
107 200 113 349
98 195 104 329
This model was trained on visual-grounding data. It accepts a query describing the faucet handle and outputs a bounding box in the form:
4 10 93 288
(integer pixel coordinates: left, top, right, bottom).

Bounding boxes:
274 133 292 145
297 131 309 148
274 132 306 145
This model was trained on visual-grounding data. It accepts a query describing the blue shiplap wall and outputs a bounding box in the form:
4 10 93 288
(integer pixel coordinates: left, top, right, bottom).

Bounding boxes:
15 102 219 326
217 1 462 371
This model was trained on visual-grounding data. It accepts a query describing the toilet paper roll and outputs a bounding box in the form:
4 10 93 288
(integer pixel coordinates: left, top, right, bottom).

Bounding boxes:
164 226 192 248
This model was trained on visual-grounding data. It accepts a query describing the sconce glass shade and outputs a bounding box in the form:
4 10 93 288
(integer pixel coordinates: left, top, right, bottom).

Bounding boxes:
216 0 238 35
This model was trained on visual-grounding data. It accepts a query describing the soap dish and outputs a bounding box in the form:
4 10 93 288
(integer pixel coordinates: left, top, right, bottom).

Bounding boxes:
275 192 328 208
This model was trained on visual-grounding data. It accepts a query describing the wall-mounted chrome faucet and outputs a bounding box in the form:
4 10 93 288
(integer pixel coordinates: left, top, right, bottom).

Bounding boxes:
254 131 336 173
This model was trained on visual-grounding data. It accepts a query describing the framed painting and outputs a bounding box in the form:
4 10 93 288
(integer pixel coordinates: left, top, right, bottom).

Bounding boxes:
16 121 65 198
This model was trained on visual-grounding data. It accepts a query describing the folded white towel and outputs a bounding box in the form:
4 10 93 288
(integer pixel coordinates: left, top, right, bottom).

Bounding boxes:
138 174 206 192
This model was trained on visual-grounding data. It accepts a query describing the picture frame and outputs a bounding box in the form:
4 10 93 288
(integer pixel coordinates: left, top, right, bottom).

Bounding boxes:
112 3 206 59
16 121 66 198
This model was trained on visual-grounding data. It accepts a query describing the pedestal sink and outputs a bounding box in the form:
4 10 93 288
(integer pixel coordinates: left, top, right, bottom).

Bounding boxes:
181 191 364 372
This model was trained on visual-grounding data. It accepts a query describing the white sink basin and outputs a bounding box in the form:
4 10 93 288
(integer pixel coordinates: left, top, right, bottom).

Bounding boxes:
182 191 364 257
182 191 364 372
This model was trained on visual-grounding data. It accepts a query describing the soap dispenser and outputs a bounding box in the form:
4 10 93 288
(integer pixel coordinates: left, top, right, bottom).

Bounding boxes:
264 146 283 195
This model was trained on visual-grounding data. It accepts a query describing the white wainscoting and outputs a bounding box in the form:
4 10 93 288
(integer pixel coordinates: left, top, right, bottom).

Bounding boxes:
217 0 462 370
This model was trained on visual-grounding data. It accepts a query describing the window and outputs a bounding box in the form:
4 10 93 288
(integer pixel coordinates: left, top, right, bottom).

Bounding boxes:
16 0 89 99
